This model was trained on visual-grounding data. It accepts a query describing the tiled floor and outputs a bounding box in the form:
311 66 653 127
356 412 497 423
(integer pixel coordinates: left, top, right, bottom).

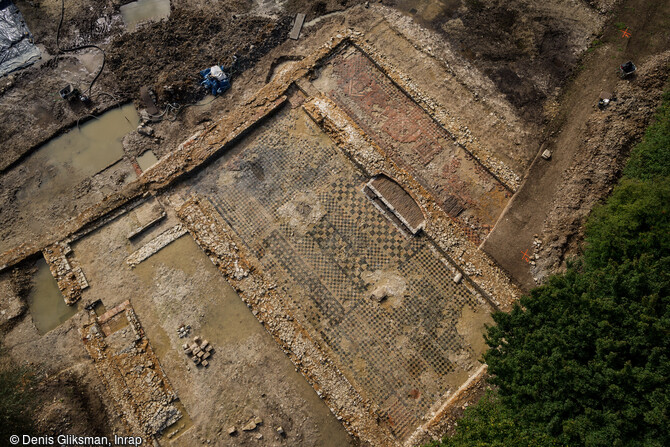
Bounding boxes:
313 46 511 244
187 105 493 440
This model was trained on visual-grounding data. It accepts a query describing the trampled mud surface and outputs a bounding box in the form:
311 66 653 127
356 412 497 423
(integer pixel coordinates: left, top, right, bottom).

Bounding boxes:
107 8 291 105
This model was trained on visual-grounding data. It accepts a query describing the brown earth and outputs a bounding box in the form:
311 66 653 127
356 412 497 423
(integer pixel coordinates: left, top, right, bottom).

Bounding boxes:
531 53 669 282
1 0 666 444
106 8 291 106
0 355 116 439
0 259 126 441
31 367 114 438
482 0 670 289
1 0 286 172
2 0 610 173
392 0 606 124
0 266 32 332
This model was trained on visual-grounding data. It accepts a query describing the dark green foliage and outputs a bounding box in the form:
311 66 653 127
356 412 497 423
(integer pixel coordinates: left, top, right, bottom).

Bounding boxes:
624 90 670 180
485 206 669 445
0 363 36 439
427 391 560 447
583 178 670 269
483 165 669 447
428 90 670 447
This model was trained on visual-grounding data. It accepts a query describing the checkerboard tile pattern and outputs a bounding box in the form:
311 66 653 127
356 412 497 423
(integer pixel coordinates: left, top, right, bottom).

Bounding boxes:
321 47 512 245
186 107 491 440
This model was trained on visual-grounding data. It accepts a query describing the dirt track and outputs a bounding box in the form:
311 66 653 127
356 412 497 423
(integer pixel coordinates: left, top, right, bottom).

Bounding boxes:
482 0 670 289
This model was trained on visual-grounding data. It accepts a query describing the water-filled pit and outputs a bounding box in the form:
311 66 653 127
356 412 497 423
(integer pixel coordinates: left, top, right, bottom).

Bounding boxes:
120 0 171 30
0 104 139 253
27 258 79 335
136 149 159 172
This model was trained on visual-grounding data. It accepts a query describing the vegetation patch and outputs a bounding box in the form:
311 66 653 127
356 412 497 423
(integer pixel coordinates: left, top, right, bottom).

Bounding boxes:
0 352 36 439
429 89 670 447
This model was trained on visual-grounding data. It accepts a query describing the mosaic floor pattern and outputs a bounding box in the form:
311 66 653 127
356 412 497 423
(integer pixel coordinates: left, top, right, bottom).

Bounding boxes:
313 46 511 244
187 106 493 440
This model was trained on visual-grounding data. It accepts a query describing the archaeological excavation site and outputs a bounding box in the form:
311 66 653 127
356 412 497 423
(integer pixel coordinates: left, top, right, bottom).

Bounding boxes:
1 0 668 446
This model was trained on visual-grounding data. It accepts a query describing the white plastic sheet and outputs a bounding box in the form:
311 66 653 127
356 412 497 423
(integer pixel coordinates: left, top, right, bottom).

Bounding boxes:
0 1 40 76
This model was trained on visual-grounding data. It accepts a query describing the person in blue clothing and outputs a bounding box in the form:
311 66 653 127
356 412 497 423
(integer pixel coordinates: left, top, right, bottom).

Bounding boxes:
200 65 230 95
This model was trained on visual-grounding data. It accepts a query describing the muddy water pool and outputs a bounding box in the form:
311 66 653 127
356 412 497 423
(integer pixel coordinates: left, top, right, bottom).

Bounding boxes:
27 258 79 335
120 0 171 30
136 149 159 172
0 104 139 253
40 104 139 174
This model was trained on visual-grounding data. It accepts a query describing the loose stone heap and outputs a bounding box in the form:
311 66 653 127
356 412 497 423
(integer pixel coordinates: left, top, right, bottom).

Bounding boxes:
42 242 88 305
176 324 191 339
183 335 213 367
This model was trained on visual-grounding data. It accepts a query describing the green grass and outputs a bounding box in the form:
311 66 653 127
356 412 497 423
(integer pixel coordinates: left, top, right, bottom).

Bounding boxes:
586 39 604 53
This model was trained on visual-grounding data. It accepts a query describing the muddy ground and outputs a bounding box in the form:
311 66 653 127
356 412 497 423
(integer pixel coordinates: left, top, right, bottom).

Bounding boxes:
391 0 606 123
532 53 669 281
482 0 670 288
3 0 608 171
0 355 117 439
1 0 667 444
0 0 614 257
106 9 290 106
1 200 356 446
0 265 125 440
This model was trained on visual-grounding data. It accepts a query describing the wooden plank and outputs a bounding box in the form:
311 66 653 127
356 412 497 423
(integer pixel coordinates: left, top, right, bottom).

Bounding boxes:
289 13 306 40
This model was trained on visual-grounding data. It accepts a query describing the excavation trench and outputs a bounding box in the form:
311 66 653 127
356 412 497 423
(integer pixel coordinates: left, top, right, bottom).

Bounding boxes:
0 104 140 254
120 0 171 30
27 257 79 335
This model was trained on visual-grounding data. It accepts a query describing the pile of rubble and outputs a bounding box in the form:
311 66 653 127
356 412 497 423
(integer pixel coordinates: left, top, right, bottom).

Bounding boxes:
183 336 213 367
42 242 89 305
176 324 191 339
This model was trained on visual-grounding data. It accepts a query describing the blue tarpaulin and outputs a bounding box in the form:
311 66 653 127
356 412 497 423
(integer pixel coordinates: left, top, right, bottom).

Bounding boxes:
200 65 230 96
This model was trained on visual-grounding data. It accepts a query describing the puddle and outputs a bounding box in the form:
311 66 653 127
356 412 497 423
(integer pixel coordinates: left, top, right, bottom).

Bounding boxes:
2 104 139 251
43 104 139 174
121 0 171 30
132 236 352 446
136 149 159 172
27 258 79 335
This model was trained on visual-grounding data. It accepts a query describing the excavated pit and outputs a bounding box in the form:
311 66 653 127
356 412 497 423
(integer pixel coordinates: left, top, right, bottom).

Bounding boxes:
2 1 668 446
27 257 79 335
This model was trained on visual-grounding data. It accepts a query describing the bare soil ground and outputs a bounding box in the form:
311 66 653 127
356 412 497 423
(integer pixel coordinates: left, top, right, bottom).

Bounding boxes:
68 205 355 446
1 269 127 439
106 8 290 106
1 0 666 444
482 0 670 289
1 0 285 171
392 0 605 124
1 0 124 171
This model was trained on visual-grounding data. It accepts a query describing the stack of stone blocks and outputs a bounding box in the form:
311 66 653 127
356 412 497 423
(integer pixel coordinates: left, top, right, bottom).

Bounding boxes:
183 336 213 367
